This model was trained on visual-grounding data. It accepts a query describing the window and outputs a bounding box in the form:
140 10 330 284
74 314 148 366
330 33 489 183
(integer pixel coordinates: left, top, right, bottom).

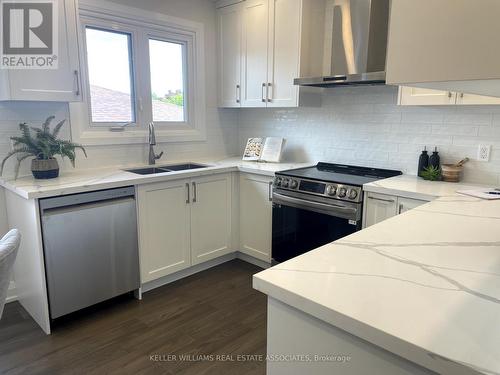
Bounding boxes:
70 1 206 145
149 39 186 123
85 27 135 124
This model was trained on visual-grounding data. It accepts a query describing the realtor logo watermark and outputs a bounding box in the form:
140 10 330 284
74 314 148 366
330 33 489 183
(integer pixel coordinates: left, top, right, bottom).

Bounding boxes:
0 0 58 69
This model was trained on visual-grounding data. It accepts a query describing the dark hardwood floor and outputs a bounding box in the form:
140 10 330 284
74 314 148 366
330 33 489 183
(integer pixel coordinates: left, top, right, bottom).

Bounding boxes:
0 260 267 375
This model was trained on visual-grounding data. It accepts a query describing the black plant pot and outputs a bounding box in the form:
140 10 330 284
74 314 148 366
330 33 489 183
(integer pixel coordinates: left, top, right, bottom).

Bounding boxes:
31 159 59 179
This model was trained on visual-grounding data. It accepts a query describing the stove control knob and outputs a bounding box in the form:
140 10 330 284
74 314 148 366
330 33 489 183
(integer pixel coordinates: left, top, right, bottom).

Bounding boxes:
274 177 282 187
348 189 358 200
281 178 289 188
338 187 347 198
326 185 337 196
289 179 299 189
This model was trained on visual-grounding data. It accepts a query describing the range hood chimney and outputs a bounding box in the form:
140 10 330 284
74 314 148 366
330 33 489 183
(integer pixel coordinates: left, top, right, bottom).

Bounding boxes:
294 0 390 88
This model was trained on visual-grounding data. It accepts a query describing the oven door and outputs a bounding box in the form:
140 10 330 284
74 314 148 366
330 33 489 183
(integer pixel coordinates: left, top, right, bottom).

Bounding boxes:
272 191 361 263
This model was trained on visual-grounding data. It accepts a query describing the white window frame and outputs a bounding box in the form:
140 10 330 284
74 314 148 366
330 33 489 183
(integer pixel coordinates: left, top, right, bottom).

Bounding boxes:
69 0 206 145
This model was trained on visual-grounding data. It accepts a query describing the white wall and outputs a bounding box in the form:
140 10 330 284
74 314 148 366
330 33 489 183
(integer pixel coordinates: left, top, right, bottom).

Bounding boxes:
0 0 237 300
0 0 237 180
239 86 500 185
0 0 238 227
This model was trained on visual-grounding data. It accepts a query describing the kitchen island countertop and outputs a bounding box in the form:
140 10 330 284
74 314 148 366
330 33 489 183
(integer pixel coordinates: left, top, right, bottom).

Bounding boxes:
254 188 500 375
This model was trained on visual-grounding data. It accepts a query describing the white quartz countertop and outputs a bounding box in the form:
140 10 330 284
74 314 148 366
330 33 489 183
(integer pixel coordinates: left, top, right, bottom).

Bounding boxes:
254 193 500 375
364 174 486 201
0 157 310 200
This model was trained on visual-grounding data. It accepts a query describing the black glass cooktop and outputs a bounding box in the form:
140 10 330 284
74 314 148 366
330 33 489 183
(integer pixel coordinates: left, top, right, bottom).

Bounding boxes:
277 163 402 187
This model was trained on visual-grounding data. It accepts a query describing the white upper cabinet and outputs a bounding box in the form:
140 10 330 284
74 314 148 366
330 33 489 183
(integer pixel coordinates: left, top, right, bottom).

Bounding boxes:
241 0 269 108
455 92 500 106
387 0 500 98
266 0 301 107
218 3 242 107
398 87 500 106
217 0 303 108
398 86 500 105
398 87 456 106
0 0 82 102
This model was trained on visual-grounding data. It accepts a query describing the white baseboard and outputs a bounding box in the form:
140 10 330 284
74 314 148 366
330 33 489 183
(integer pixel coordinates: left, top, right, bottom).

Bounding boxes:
141 253 237 294
141 251 271 295
6 281 17 303
6 252 270 303
236 252 271 269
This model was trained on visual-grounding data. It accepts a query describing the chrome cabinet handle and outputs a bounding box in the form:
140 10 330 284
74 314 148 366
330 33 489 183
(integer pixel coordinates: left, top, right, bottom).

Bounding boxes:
192 182 197 203
398 203 403 214
186 183 190 204
262 83 266 103
236 84 240 103
268 181 273 201
368 196 395 203
74 70 80 96
267 83 272 102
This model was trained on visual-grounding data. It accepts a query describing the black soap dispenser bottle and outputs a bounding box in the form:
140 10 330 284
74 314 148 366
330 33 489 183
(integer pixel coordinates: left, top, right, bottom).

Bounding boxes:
429 147 440 169
418 147 429 177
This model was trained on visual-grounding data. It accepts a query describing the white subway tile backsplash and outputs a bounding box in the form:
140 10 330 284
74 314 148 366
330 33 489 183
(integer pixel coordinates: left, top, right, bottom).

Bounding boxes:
238 86 500 184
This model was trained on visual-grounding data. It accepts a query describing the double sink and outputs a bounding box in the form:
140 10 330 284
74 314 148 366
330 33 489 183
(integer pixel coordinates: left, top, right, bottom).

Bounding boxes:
125 163 208 175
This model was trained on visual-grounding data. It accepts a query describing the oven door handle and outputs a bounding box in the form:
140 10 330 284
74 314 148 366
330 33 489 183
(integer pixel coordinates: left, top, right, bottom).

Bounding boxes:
273 192 358 218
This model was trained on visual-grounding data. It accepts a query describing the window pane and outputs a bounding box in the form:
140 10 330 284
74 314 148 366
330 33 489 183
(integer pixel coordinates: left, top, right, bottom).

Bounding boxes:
85 27 135 123
149 39 185 122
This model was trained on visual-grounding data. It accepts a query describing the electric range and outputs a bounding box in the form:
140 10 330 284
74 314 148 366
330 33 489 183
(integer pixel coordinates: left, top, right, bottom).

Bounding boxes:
272 163 402 263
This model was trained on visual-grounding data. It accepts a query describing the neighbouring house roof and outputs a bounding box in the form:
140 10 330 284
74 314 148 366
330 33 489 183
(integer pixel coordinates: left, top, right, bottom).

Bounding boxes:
90 85 184 123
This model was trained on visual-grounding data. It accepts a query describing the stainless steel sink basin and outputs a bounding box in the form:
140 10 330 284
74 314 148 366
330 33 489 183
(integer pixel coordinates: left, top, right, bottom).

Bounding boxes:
165 163 208 171
125 163 208 175
124 167 172 175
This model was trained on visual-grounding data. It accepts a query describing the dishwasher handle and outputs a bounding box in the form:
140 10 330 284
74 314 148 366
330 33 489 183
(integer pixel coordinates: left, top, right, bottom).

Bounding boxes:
41 196 135 217
40 186 135 212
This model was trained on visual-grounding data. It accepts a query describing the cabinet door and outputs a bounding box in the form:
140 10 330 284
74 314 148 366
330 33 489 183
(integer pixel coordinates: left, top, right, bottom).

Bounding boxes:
398 86 456 106
456 92 500 105
267 0 301 107
190 174 232 265
397 197 427 214
239 173 273 262
137 180 191 283
364 193 398 228
241 0 269 108
218 3 242 107
6 0 81 102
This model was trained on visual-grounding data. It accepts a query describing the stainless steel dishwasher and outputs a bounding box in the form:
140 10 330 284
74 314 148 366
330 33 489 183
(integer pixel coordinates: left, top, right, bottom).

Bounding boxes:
40 186 140 319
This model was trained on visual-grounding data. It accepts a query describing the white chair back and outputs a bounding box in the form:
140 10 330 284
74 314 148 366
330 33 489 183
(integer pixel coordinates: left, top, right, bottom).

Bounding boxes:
0 229 21 319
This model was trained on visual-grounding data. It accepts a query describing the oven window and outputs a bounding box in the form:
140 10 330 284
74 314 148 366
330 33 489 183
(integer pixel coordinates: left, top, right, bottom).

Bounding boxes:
272 204 359 263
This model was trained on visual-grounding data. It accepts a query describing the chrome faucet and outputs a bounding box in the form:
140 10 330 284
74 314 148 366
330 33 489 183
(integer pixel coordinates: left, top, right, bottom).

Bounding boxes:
148 122 164 165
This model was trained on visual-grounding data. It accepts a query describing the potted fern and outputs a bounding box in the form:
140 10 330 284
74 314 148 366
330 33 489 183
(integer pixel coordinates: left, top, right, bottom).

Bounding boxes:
1 116 87 179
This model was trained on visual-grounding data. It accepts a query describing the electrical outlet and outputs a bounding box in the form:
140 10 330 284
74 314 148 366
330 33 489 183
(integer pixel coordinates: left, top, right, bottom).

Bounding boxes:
477 144 491 162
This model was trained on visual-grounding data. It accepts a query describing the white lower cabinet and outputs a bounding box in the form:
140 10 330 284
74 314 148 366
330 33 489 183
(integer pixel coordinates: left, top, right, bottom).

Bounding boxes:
364 192 427 228
190 174 232 265
138 173 232 283
138 179 191 283
397 197 427 215
364 193 398 228
239 173 273 262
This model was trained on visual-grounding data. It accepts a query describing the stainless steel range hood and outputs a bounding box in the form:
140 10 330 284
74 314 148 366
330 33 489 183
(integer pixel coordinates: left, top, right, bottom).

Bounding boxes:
294 0 390 88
